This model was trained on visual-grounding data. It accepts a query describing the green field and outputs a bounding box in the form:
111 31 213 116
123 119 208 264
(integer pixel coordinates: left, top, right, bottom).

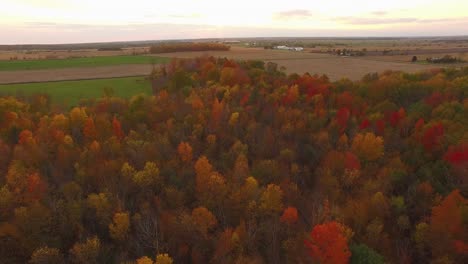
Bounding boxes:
0 77 152 106
0 55 168 71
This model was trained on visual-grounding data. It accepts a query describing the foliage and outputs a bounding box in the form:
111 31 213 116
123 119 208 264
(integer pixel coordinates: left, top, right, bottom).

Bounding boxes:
305 221 351 264
69 237 101 264
109 212 130 241
351 132 384 162
280 206 298 225
136 256 154 264
29 246 64 264
0 57 466 263
349 243 385 264
149 42 230 53
155 253 174 264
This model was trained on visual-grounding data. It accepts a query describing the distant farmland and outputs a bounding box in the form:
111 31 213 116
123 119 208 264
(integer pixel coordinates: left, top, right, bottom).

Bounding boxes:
0 55 168 71
0 76 151 107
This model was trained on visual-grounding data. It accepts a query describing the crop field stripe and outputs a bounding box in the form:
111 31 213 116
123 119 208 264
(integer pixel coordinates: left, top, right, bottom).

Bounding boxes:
0 55 169 71
0 76 152 107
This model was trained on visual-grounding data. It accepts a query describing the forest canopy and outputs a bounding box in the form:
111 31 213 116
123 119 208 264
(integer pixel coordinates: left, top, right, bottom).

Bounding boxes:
0 56 467 263
149 43 230 54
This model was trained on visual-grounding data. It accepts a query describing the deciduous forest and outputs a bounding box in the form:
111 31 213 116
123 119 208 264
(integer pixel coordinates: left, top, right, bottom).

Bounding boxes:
149 43 230 54
0 57 467 263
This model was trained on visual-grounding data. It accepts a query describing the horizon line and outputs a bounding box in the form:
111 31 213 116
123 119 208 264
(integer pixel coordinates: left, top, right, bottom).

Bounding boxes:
2 35 468 46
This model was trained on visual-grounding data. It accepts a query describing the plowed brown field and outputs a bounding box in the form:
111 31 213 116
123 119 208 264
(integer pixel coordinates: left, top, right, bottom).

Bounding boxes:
0 46 456 84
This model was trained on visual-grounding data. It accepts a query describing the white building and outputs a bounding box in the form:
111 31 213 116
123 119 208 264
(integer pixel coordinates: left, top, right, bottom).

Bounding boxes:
274 46 304 52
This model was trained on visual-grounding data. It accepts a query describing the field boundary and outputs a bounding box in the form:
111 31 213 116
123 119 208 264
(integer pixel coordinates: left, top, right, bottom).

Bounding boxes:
0 74 148 86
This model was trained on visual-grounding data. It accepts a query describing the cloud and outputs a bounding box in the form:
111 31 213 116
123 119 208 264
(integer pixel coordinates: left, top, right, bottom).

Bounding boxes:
167 13 202 19
273 9 313 20
335 16 468 25
336 17 418 25
10 0 76 9
420 17 468 23
23 22 97 30
371 11 388 16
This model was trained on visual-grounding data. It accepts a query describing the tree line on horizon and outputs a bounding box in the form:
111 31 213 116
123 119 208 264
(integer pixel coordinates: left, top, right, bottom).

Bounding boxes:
149 43 230 54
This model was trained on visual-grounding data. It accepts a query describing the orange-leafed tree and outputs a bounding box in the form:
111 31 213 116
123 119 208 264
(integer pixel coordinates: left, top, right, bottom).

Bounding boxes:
177 142 193 163
304 221 351 264
192 207 217 237
83 117 97 141
112 117 124 140
280 206 298 225
194 156 217 196
210 98 224 130
429 189 468 260
26 173 47 202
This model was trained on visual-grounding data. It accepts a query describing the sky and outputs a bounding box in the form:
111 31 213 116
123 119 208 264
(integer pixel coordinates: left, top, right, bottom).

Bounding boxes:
0 0 467 44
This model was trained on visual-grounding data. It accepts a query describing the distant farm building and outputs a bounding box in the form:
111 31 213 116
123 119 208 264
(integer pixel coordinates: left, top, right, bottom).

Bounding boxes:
274 46 304 51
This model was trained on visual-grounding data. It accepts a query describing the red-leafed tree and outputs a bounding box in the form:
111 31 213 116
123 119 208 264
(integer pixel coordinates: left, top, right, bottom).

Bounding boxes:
422 123 444 152
375 119 385 135
304 221 351 264
389 108 406 127
359 119 370 130
444 144 468 184
336 107 351 133
282 85 300 106
425 91 444 107
414 118 425 132
444 144 468 166
344 151 361 171
337 91 354 109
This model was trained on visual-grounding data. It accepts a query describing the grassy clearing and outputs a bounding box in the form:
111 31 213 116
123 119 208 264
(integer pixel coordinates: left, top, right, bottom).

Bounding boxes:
0 77 152 107
0 55 168 71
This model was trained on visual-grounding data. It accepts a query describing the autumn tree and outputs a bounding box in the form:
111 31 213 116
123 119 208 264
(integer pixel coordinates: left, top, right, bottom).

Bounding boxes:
304 221 351 264
351 132 384 162
83 117 97 141
136 256 154 264
69 237 101 264
109 212 130 242
29 246 64 264
280 206 298 225
422 123 444 152
155 253 174 264
177 141 193 163
86 193 112 227
429 190 468 260
112 116 124 140
192 206 218 237
349 244 384 264
260 184 283 215
133 162 161 190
